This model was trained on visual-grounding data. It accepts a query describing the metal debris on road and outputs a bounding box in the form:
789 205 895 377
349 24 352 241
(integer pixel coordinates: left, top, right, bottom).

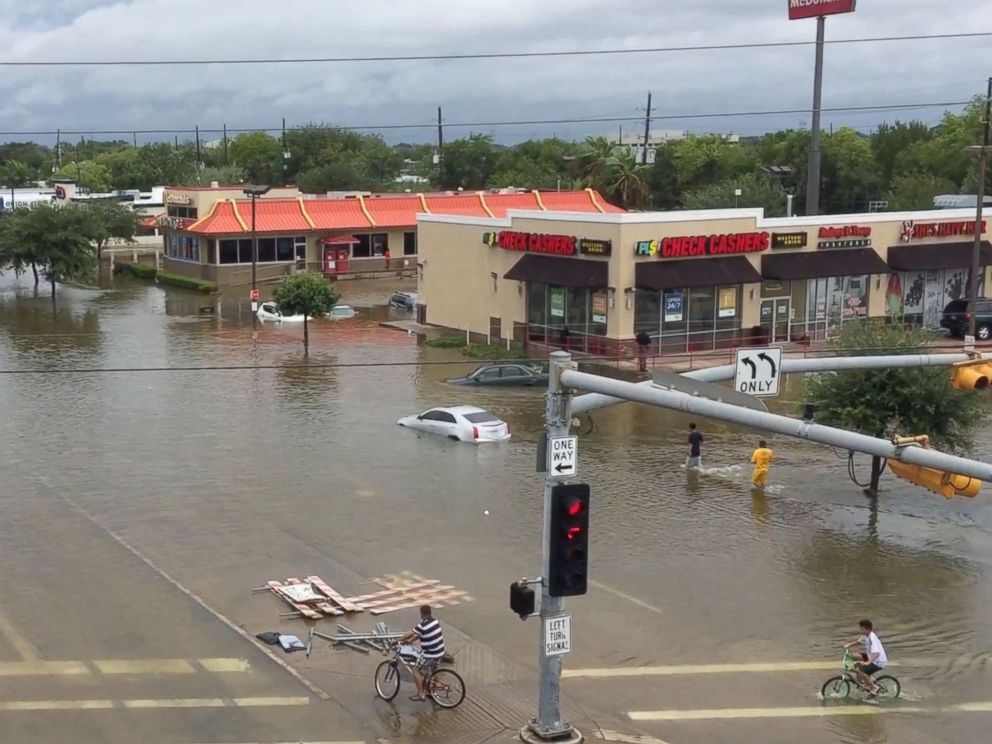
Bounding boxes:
254 571 472 621
305 622 404 658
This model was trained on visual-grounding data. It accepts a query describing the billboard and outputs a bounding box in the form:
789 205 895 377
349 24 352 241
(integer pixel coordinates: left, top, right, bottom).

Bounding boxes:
788 0 856 20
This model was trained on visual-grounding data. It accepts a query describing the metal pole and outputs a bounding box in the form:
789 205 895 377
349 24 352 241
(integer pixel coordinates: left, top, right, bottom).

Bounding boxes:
805 15 826 215
437 106 444 187
526 350 579 743
641 92 652 166
251 194 258 326
562 369 992 482
572 353 973 414
223 124 229 165
968 77 992 339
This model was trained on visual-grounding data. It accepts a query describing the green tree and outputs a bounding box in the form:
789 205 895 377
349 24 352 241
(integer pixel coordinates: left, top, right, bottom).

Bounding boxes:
1 159 36 207
80 200 138 259
672 135 757 192
681 172 787 215
272 271 340 351
0 203 97 299
0 142 51 174
646 141 680 209
870 120 933 189
198 164 247 185
804 321 982 495
575 136 616 187
602 149 650 209
55 160 113 192
230 132 283 184
491 137 576 190
885 173 957 211
439 134 501 190
893 100 986 189
820 127 880 213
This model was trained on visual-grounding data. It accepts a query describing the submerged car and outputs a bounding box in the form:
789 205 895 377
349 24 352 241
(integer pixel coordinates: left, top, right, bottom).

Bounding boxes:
390 291 417 311
397 405 511 443
941 298 992 340
256 302 312 323
446 363 548 387
328 304 357 320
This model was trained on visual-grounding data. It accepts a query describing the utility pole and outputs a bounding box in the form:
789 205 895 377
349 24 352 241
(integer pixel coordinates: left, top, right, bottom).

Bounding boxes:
282 117 289 181
437 106 444 188
523 350 582 744
805 15 826 215
967 76 992 340
55 129 62 170
195 125 202 173
243 185 271 328
641 92 652 165
132 132 137 149
223 124 229 166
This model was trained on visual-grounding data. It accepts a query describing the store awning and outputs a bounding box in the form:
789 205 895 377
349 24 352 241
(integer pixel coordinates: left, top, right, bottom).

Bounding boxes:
761 249 889 280
635 257 762 291
503 254 608 288
319 235 360 245
886 241 992 271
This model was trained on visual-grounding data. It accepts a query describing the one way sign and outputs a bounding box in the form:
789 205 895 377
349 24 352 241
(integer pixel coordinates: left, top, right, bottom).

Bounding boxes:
734 346 782 398
548 436 578 478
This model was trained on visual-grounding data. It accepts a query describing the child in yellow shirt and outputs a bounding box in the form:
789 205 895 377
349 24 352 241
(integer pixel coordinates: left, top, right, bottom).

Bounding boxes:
751 440 773 488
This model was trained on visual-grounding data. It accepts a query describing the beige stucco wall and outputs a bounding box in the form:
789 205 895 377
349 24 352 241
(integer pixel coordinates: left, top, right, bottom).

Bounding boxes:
419 209 992 342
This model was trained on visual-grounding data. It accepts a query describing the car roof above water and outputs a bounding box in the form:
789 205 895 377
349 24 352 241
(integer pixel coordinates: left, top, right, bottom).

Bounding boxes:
434 404 489 416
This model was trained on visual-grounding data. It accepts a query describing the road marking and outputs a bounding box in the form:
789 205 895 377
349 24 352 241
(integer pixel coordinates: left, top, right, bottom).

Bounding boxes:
566 658 935 679
588 580 665 615
0 607 39 661
0 658 251 677
0 696 310 712
597 729 674 744
629 704 922 721
96 659 196 674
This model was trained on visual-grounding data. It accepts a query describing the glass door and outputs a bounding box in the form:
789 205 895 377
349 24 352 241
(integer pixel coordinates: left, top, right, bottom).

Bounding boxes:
760 298 791 342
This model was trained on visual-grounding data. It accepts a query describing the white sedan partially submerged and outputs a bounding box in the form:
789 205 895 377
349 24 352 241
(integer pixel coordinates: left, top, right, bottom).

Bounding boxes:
256 301 312 323
397 405 511 443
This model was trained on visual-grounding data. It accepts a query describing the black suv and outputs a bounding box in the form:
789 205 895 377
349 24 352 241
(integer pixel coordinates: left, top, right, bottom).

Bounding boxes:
941 298 992 340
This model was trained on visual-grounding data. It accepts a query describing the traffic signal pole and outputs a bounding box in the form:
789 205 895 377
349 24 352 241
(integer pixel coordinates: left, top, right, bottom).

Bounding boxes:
523 350 582 744
562 368 992 483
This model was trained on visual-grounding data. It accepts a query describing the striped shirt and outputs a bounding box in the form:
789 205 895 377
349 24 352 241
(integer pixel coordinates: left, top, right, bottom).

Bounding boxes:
414 616 445 659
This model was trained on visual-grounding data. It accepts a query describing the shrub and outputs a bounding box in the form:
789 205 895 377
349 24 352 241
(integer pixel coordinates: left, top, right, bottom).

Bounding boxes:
114 262 157 279
156 271 217 293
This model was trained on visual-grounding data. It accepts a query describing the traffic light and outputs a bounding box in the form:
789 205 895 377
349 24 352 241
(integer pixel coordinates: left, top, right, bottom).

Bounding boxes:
886 459 981 499
950 358 992 390
509 581 536 620
548 483 590 597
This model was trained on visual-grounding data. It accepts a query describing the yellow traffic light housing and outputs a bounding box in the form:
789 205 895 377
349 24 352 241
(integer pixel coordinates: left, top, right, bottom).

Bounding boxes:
887 436 982 499
950 357 992 390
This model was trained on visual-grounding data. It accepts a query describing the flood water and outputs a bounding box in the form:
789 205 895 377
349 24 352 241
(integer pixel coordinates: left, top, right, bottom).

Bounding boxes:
1 271 992 744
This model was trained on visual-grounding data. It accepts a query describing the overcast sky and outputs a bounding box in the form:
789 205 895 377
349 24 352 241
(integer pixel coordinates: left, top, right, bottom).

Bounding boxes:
0 0 988 146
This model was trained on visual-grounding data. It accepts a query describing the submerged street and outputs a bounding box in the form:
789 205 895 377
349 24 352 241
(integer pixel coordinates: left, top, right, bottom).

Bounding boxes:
2 274 992 744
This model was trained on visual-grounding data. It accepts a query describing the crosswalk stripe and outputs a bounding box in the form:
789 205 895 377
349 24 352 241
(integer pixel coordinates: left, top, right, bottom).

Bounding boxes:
628 701 992 721
0 696 310 711
0 658 250 677
566 658 934 679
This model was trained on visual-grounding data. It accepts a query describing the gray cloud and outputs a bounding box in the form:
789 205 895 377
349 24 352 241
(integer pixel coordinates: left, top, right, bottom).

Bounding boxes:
0 0 987 145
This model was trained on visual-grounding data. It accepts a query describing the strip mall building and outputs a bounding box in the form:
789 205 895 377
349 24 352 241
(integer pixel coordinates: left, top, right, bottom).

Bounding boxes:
158 186 615 285
417 207 991 353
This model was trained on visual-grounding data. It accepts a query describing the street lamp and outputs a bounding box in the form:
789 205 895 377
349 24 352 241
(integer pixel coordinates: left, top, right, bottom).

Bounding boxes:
734 188 742 208
243 184 271 325
965 76 991 340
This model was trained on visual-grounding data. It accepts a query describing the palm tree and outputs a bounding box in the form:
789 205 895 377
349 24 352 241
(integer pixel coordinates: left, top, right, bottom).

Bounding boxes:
603 149 650 209
576 136 617 188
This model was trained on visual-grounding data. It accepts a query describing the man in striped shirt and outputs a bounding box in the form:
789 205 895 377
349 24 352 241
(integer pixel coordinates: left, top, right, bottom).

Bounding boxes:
399 605 446 701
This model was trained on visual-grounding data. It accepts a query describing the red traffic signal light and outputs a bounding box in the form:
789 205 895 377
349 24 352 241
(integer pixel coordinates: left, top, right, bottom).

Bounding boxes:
548 483 590 597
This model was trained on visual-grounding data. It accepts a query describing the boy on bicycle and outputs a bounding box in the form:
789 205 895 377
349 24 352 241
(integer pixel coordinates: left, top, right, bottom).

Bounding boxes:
844 618 888 699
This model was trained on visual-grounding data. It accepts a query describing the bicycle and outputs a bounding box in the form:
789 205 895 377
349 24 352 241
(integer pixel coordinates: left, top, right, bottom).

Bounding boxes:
374 643 466 709
820 649 901 701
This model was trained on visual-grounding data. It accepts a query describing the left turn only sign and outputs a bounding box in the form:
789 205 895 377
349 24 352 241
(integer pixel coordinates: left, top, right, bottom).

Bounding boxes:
548 436 577 478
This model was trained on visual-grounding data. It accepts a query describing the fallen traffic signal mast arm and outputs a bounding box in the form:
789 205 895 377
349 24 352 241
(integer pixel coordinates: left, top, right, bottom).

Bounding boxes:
561 369 992 484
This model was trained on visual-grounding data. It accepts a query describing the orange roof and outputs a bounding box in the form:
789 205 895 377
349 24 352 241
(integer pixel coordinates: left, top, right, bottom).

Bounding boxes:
182 191 620 235
304 199 373 231
234 199 312 232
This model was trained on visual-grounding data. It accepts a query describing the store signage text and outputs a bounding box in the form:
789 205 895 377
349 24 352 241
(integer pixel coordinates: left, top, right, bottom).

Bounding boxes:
579 239 612 256
771 232 807 249
817 225 872 249
166 193 193 205
484 230 576 256
788 0 856 21
635 232 770 258
900 220 988 242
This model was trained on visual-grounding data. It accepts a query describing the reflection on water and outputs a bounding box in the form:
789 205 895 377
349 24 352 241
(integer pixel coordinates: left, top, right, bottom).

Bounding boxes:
1 271 992 711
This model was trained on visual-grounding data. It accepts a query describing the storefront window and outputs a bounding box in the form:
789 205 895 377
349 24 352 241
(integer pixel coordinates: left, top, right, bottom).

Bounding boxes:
636 284 743 350
525 283 607 347
634 290 660 337
687 286 715 337
566 287 588 332
166 205 198 219
353 232 389 258
404 231 417 256
887 269 978 328
804 275 869 339
217 236 307 264
166 234 200 262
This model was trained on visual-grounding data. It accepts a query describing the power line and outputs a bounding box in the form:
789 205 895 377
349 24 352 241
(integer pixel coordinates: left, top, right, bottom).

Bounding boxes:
1 32 988 67
0 100 974 138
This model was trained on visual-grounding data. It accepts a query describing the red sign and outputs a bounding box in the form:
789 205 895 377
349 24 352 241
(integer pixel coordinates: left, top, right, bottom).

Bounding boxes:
900 220 988 242
788 0 857 20
487 230 577 256
250 288 260 301
817 225 871 239
635 232 770 258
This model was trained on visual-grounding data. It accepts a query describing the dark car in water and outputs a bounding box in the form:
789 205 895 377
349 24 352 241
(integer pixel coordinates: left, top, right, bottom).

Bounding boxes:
390 291 417 311
941 298 992 340
446 363 548 387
